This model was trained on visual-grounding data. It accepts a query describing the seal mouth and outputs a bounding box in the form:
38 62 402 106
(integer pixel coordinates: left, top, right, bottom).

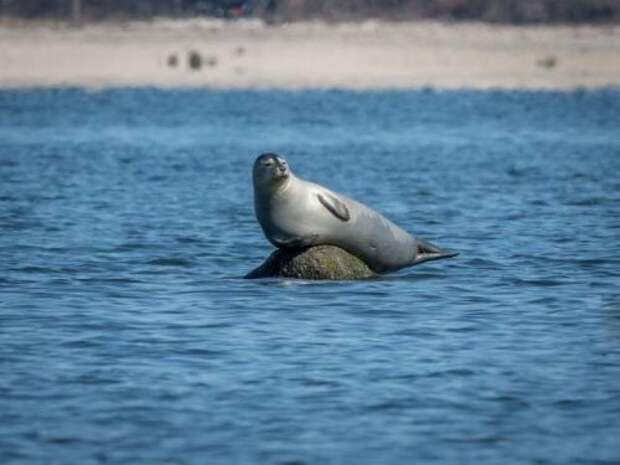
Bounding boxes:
275 167 289 178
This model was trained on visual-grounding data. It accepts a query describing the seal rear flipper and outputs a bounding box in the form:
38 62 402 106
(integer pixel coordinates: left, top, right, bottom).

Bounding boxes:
412 238 459 266
317 193 351 222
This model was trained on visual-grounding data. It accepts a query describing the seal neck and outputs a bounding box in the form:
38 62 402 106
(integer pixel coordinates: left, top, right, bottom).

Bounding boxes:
275 175 293 194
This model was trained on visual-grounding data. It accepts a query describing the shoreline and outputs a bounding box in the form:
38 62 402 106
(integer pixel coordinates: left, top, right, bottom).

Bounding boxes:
1 19 619 90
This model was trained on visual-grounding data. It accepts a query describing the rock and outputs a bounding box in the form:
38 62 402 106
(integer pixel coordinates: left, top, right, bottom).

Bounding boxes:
245 245 376 280
537 55 558 69
167 53 178 68
188 50 202 70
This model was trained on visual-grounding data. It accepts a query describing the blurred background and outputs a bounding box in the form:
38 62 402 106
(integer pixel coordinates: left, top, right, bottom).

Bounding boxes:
2 0 620 23
1 2 619 465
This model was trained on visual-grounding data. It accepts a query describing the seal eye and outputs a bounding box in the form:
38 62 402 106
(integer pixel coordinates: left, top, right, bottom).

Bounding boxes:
263 161 273 167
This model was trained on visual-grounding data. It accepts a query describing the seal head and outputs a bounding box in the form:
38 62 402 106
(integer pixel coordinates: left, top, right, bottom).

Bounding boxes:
253 153 290 192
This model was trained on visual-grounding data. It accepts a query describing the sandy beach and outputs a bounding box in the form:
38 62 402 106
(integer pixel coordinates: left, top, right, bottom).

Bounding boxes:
1 18 619 90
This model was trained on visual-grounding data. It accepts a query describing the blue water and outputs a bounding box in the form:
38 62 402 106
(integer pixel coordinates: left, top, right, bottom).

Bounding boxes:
1 88 619 465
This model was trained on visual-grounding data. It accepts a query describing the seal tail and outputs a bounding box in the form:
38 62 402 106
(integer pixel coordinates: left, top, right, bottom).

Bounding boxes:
412 238 459 266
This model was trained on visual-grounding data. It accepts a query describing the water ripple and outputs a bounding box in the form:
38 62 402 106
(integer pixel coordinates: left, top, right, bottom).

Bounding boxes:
1 88 619 465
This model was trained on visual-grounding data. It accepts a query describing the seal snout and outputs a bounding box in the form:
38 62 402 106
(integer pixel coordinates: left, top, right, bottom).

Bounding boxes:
274 158 289 178
276 164 289 177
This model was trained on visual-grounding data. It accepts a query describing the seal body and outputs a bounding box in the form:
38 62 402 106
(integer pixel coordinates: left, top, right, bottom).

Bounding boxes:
252 153 457 273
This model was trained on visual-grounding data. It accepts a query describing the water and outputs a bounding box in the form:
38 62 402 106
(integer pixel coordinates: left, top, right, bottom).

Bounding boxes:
1 88 619 465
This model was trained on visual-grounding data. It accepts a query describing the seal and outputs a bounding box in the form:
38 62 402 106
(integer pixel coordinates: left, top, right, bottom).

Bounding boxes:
252 153 458 273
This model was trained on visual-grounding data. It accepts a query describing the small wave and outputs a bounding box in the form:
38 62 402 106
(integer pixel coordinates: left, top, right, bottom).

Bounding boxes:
113 242 155 252
426 368 477 378
12 265 58 274
466 257 502 268
183 348 228 358
47 436 79 445
528 199 549 207
446 325 479 333
365 400 410 412
175 235 204 244
566 197 611 207
506 166 532 178
553 399 586 408
75 276 145 285
512 277 572 287
388 270 446 281
446 434 505 445
148 257 194 267
577 257 620 268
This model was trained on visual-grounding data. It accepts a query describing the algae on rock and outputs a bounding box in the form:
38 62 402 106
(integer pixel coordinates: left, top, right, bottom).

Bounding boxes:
245 245 376 280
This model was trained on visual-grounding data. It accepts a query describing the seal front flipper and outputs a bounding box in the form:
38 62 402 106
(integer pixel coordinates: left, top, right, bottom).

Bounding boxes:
317 193 350 222
411 238 459 266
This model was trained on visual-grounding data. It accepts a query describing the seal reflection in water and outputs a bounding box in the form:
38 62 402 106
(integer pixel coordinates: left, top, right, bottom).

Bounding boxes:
252 153 458 274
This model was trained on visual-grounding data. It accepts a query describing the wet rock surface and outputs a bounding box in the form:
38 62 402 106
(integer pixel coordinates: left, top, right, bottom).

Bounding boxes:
245 245 376 280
